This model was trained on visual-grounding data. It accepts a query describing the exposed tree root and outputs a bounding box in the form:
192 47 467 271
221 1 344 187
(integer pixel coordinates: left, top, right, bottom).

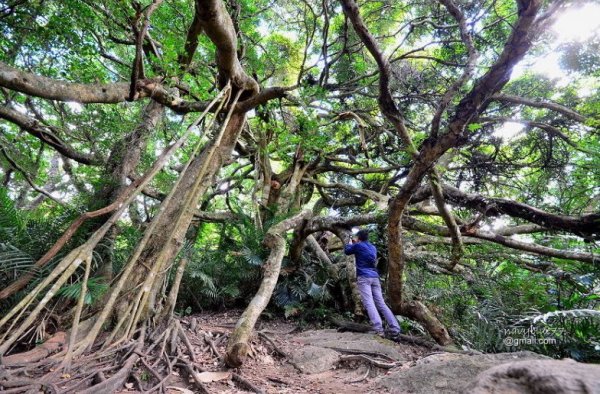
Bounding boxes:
177 358 210 394
204 333 221 360
339 354 398 369
78 329 145 394
257 331 288 358
2 331 66 367
326 347 397 362
0 318 201 393
346 365 371 383
1 312 286 393
257 331 304 372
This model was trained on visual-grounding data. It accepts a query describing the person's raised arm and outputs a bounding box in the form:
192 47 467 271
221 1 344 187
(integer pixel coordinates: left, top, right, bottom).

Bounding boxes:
344 240 356 255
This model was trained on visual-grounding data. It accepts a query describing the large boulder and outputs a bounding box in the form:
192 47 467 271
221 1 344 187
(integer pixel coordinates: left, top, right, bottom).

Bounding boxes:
294 329 407 361
288 345 340 374
465 358 600 393
376 351 549 393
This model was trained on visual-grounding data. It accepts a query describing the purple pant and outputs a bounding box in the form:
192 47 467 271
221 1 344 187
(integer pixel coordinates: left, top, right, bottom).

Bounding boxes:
357 276 400 335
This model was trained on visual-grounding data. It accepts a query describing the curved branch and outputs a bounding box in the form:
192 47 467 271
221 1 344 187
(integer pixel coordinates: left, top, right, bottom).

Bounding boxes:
439 184 600 240
340 0 414 152
491 93 587 123
469 229 599 264
302 177 389 206
307 213 384 234
429 170 464 268
179 5 204 68
225 210 311 367
431 0 478 137
406 217 599 264
480 116 590 152
0 60 286 114
438 0 543 148
195 0 259 95
0 145 66 205
0 105 102 165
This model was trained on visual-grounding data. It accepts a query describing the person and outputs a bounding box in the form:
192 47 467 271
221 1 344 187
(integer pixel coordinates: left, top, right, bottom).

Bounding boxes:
344 229 401 338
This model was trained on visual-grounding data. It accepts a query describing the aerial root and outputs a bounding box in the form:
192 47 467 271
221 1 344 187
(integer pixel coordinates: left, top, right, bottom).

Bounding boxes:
346 365 371 383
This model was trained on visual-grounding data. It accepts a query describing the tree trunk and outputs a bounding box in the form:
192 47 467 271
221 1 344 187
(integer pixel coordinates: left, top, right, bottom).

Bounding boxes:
114 111 247 323
225 210 311 367
93 101 165 282
401 300 453 346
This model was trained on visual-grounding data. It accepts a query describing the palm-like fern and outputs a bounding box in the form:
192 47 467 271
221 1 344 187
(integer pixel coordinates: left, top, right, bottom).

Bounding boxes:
0 188 35 288
56 277 109 305
0 187 83 308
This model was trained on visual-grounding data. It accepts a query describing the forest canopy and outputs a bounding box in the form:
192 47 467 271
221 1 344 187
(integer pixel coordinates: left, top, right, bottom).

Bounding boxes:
0 0 599 389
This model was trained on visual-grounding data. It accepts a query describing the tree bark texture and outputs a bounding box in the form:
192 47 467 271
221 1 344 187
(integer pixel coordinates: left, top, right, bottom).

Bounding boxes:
115 111 247 321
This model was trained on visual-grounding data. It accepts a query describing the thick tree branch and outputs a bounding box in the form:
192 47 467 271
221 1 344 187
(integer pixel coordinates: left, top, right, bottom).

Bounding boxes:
234 86 294 113
226 210 312 367
0 60 289 114
470 229 599 264
179 7 204 68
302 177 389 206
491 93 587 123
195 0 259 95
340 0 414 152
407 217 599 264
439 184 600 240
193 210 239 223
0 105 101 165
431 0 478 137
0 61 133 104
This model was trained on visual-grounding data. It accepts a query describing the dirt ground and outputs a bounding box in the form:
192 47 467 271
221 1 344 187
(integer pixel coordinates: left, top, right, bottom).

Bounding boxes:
121 310 429 394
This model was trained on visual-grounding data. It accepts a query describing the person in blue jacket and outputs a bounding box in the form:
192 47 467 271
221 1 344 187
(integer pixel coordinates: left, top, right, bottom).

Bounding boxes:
344 229 401 338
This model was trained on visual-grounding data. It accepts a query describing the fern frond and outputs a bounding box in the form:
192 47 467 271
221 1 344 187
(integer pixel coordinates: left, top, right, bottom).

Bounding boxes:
56 278 109 305
0 187 26 239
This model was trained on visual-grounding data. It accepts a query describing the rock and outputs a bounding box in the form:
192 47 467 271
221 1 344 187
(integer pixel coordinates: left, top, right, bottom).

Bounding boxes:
289 345 340 374
294 329 407 361
376 351 548 393
465 358 600 394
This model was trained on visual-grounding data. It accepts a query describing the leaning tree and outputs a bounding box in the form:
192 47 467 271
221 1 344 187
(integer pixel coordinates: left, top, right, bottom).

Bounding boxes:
0 0 599 391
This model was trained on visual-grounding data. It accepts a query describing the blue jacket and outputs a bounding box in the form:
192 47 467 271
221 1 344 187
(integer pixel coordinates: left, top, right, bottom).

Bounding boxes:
344 241 379 278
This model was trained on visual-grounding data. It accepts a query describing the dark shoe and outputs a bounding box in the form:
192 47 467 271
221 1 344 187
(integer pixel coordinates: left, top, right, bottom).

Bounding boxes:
385 331 401 341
